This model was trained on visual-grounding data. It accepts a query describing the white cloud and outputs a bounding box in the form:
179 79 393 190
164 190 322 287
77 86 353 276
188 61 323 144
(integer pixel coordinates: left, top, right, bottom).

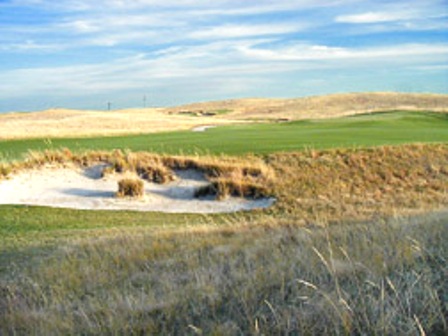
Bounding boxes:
238 43 448 62
189 23 304 39
335 11 415 24
0 40 63 52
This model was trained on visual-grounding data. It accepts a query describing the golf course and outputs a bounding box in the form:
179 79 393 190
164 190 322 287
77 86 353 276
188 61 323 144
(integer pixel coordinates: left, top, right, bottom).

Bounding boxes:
0 94 447 335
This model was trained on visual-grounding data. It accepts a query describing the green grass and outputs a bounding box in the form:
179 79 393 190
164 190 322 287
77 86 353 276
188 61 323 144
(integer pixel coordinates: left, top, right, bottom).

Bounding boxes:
1 111 447 161
0 205 222 274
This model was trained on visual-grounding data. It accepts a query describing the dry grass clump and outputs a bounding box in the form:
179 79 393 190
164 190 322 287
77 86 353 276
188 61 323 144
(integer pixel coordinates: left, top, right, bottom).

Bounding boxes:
102 151 177 184
136 164 175 184
195 179 272 200
116 178 144 198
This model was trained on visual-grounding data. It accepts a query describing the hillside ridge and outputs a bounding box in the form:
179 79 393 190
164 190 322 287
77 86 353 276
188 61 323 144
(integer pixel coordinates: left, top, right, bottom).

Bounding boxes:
1 92 447 139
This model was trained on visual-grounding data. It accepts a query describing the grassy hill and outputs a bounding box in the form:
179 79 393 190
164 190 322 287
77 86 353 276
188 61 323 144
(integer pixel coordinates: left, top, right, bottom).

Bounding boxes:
1 92 447 140
169 92 448 120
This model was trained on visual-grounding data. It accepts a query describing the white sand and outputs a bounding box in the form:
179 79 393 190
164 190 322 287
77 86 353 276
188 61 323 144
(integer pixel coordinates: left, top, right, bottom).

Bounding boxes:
191 125 216 132
0 165 275 213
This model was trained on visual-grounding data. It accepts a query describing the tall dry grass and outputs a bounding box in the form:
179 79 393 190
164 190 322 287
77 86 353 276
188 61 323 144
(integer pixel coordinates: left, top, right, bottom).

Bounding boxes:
268 144 448 221
0 213 446 334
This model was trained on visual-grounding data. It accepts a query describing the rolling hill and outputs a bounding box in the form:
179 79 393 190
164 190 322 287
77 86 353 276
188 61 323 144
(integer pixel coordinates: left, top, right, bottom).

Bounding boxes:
0 92 447 140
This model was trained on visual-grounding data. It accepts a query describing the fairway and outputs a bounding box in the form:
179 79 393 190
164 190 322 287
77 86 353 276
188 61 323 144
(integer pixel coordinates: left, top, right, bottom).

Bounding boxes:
0 111 447 160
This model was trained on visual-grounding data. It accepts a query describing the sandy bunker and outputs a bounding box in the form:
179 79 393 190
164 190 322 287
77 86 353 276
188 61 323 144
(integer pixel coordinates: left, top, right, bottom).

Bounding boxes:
0 165 274 213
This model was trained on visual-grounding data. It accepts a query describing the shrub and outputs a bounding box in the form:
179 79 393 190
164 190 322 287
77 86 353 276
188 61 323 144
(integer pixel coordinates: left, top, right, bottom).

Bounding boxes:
116 178 144 198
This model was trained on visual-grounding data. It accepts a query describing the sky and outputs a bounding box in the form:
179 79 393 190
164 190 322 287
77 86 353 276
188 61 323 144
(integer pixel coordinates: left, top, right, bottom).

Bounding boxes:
0 0 447 112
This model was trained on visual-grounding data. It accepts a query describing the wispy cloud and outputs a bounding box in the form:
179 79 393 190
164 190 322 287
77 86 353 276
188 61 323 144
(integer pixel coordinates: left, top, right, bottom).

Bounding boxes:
239 43 448 62
336 11 416 24
0 0 447 111
189 23 305 39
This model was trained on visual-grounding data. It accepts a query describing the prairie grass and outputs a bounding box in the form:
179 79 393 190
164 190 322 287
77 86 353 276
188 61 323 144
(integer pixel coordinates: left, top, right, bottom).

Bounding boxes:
0 212 446 335
268 144 448 221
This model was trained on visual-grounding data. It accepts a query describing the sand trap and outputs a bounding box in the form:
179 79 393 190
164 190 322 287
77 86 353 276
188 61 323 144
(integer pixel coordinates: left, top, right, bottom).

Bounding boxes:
192 125 216 132
0 165 275 213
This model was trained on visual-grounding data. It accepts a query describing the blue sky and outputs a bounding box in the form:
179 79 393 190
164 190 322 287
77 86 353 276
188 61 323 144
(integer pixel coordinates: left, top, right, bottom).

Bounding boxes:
0 0 447 112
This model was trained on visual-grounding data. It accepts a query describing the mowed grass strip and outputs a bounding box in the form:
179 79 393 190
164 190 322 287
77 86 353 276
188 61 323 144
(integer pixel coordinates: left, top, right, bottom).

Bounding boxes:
0 111 447 160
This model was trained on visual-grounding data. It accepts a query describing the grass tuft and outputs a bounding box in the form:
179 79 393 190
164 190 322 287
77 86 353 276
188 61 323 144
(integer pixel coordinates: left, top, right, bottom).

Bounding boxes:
116 178 144 198
195 179 272 200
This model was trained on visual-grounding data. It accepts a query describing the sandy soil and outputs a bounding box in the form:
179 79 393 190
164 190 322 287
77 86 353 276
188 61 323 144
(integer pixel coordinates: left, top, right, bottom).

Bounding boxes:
191 125 216 132
0 165 275 213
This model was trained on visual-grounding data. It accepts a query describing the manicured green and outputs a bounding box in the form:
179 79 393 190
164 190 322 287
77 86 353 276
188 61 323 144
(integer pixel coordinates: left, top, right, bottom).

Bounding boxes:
0 111 447 160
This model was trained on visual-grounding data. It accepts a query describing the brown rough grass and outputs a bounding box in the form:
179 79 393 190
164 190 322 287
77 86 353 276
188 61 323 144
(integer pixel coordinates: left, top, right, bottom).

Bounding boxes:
268 144 448 222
